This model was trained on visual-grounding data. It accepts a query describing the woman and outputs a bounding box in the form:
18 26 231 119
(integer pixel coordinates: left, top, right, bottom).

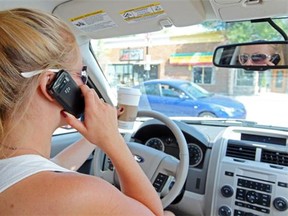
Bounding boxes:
0 8 173 215
238 43 281 66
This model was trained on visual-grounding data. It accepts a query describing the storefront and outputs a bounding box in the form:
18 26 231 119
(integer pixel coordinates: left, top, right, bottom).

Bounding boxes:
94 30 288 95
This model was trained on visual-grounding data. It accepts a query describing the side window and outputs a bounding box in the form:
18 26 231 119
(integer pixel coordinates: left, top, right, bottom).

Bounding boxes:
143 83 160 96
193 66 214 84
161 84 185 98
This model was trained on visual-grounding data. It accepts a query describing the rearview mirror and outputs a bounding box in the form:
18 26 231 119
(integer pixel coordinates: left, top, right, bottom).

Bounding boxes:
213 41 288 71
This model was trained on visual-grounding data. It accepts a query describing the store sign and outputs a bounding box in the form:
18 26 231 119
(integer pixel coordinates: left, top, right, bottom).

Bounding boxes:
170 52 213 65
120 48 144 61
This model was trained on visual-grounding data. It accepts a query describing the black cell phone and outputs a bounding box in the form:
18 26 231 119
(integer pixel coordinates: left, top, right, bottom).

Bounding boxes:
47 70 84 118
271 54 281 65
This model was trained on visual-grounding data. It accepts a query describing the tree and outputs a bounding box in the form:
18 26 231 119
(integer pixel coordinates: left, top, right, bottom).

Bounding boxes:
202 19 288 43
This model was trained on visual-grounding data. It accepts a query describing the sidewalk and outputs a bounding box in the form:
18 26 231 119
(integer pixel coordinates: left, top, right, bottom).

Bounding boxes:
235 92 288 127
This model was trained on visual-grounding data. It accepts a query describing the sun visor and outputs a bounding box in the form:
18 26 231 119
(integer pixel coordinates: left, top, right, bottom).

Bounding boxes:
53 0 205 39
209 0 288 21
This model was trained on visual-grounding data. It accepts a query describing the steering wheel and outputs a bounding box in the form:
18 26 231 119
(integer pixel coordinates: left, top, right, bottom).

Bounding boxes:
93 110 189 208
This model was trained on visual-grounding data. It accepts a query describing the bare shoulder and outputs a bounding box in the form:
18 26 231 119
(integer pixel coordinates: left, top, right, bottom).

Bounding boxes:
0 171 155 215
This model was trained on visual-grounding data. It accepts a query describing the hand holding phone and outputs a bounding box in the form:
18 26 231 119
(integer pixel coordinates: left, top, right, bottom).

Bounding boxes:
47 70 85 118
270 54 281 65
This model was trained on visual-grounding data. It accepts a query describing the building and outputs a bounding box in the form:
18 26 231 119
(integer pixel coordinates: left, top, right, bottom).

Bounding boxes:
92 29 288 96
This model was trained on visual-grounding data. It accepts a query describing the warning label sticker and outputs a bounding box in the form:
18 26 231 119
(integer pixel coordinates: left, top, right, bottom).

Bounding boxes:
70 10 117 32
120 3 165 23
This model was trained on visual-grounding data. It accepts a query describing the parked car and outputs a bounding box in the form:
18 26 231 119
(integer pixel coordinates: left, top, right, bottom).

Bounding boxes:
135 79 246 118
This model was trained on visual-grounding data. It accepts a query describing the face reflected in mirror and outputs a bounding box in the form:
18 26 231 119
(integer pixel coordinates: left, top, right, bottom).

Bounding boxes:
213 41 288 70
238 44 280 66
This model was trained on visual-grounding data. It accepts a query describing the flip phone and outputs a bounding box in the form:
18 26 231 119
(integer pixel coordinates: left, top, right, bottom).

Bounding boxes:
47 70 84 118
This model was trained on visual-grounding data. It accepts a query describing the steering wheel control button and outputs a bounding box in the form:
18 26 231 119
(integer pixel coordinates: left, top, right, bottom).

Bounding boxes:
218 206 232 216
153 173 168 192
273 197 288 211
221 185 234 198
107 158 114 171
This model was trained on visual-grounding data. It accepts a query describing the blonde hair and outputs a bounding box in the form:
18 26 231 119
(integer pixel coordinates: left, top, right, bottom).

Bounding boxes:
0 8 77 145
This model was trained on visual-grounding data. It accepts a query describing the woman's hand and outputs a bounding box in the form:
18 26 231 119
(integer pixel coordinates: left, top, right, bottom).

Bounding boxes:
61 85 123 152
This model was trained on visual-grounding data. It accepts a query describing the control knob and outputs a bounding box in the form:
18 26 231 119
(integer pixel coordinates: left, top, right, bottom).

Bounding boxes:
221 185 234 198
273 197 288 211
218 206 232 216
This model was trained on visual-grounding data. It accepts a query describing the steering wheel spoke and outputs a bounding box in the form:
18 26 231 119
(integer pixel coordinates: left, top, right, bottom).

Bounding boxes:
156 155 179 176
150 156 179 196
127 141 168 180
93 110 189 208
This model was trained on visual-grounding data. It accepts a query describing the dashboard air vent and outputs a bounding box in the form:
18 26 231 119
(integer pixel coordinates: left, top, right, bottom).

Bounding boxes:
226 143 256 161
261 149 288 167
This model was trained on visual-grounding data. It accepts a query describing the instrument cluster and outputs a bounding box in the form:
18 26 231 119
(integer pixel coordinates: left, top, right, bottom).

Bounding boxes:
145 137 204 167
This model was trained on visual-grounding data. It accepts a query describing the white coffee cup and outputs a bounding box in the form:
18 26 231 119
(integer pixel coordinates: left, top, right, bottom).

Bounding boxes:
117 87 141 130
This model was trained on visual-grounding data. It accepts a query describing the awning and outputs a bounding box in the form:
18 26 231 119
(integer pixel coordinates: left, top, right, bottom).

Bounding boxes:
169 52 213 66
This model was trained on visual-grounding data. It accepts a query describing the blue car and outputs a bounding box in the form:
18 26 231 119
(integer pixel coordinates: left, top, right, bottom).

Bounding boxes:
135 79 246 119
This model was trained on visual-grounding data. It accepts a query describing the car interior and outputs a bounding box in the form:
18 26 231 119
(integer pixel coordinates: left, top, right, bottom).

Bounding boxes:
1 0 288 215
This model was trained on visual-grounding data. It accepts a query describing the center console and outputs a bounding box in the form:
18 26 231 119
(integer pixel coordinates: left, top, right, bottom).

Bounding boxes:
207 127 288 216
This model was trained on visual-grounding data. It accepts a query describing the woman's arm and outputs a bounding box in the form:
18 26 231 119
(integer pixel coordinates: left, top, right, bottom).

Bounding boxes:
63 85 167 216
51 104 125 170
51 138 95 171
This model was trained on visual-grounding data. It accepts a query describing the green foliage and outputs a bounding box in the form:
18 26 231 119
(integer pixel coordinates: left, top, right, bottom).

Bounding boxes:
202 18 288 43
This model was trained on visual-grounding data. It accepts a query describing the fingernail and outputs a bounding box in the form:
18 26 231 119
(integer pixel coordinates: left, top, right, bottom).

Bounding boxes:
61 110 67 118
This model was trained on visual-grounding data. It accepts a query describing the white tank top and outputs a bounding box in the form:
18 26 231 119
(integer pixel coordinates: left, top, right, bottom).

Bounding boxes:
0 154 73 193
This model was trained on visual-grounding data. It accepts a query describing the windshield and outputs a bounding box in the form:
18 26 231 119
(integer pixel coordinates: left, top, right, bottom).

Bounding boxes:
90 19 288 129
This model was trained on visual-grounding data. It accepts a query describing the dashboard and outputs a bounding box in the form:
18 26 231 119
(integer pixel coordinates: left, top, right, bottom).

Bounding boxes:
130 119 288 216
131 119 218 202
208 126 288 216
132 120 212 169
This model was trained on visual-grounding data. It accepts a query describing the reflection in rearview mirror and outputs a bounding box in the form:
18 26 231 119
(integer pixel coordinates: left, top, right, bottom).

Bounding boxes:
213 41 288 71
